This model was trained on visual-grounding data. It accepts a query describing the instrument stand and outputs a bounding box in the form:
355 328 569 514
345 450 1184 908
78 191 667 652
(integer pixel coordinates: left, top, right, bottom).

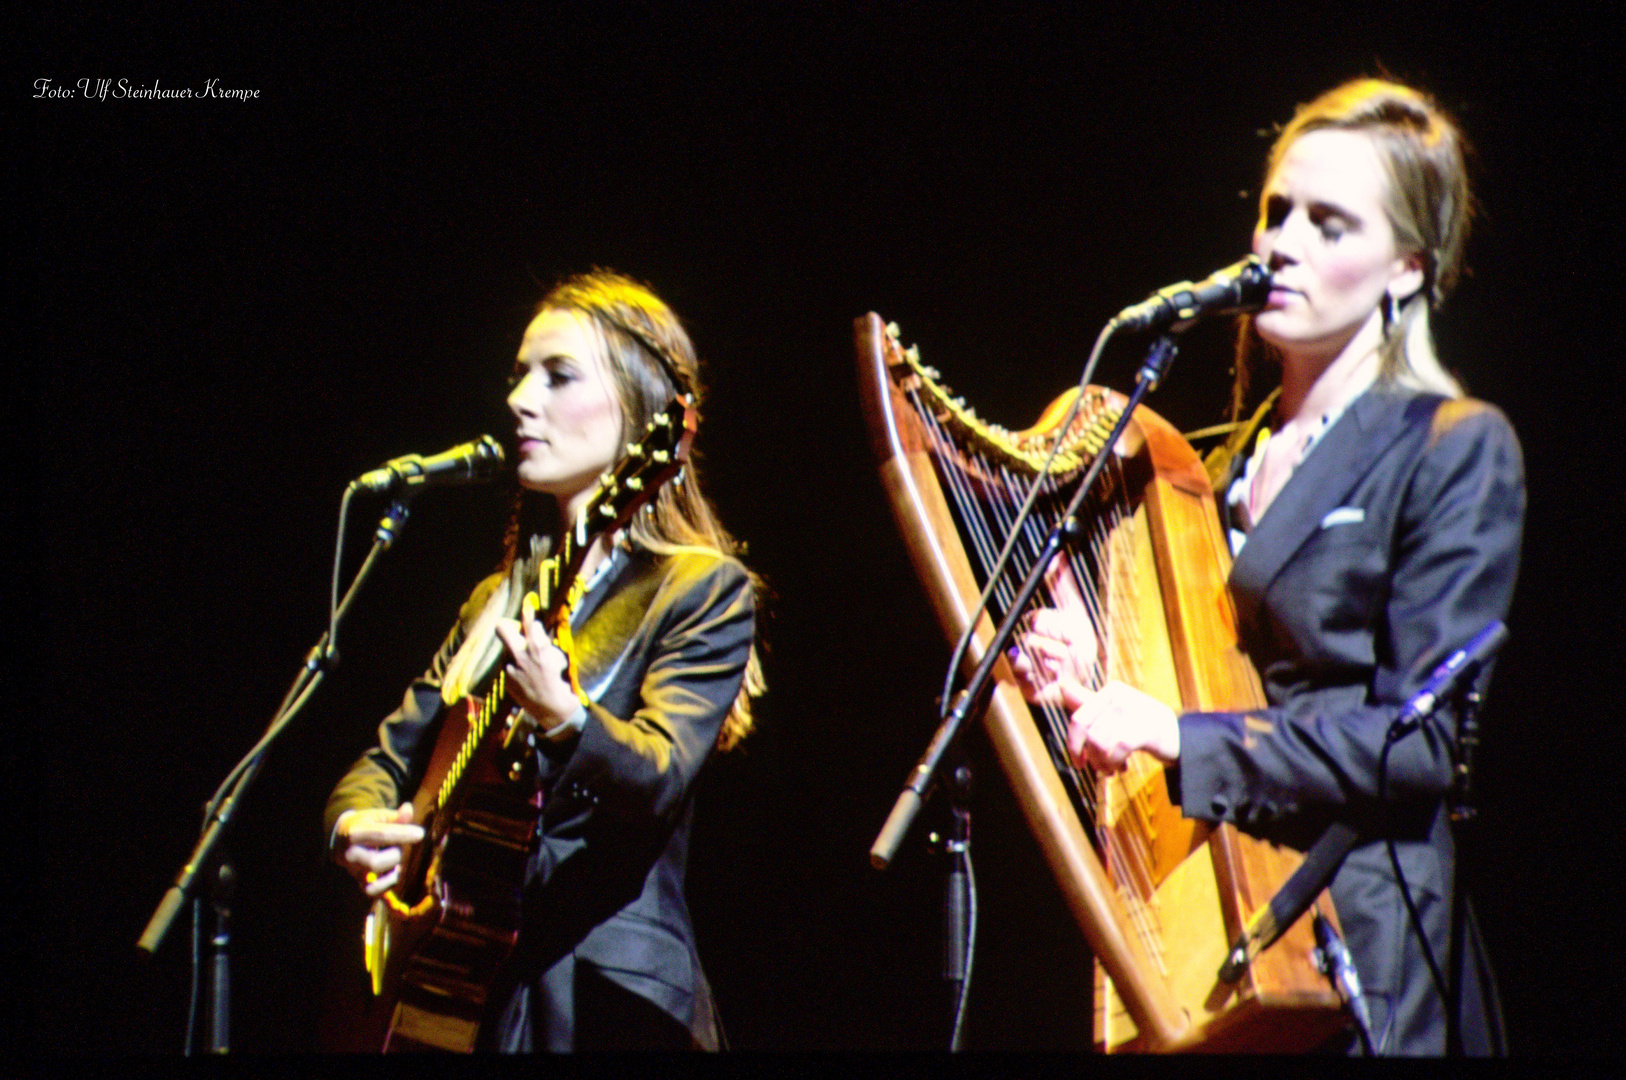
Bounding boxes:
139 495 414 1054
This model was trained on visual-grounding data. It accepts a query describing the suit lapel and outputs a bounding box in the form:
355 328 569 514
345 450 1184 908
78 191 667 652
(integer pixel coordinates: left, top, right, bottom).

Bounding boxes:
1229 390 1420 614
573 550 659 704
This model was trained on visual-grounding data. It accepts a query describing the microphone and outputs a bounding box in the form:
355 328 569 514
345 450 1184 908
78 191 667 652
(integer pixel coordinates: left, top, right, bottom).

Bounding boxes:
351 435 506 493
1110 255 1273 334
1389 621 1509 738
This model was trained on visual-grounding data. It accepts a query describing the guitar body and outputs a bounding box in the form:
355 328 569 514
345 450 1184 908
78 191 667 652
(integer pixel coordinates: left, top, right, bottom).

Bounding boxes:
365 681 541 1052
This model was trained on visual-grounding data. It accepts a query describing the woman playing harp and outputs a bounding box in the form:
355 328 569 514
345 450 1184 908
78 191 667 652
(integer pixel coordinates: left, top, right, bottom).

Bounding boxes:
1014 79 1521 1055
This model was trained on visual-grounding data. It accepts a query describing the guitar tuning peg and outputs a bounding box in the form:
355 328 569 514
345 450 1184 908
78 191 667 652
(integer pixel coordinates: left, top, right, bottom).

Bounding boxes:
625 476 644 491
651 449 671 464
885 321 900 339
625 442 645 458
654 411 669 426
598 503 616 518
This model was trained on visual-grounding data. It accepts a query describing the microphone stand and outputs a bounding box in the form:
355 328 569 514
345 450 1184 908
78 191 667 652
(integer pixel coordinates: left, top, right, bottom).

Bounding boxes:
941 758 973 1051
137 495 414 1053
208 862 235 1054
1372 622 1506 1057
1445 680 1485 1057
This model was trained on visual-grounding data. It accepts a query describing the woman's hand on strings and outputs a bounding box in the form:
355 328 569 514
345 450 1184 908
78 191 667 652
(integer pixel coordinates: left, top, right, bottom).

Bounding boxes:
334 804 424 898
1066 680 1180 774
1006 556 1179 773
1010 557 1104 709
495 603 580 730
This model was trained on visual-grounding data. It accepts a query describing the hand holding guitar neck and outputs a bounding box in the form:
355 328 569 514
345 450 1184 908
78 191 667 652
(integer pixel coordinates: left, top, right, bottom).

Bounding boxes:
494 601 583 733
494 395 696 732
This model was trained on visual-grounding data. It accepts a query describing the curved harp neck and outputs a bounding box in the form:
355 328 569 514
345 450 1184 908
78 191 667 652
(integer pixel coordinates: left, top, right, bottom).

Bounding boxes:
879 321 1123 477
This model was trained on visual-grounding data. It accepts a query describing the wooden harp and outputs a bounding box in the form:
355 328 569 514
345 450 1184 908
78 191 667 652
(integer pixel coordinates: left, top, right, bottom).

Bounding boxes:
855 314 1345 1052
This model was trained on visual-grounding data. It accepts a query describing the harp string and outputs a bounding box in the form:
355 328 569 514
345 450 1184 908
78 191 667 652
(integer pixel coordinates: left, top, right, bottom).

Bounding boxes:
908 388 1165 965
1004 449 1165 965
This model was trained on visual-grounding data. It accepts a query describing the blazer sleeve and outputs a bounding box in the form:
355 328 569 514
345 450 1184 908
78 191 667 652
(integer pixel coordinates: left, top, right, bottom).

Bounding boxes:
1173 403 1525 827
540 555 755 832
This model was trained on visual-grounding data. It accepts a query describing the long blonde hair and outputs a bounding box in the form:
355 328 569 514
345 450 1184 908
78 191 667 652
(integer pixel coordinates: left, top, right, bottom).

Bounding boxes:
1232 78 1474 420
442 270 765 750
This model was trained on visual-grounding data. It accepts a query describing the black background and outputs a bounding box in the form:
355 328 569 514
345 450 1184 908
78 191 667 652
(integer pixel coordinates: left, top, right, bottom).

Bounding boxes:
21 2 1621 1057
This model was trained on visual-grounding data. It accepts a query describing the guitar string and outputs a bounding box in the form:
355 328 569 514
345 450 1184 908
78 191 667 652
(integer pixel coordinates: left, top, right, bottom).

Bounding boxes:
408 414 670 893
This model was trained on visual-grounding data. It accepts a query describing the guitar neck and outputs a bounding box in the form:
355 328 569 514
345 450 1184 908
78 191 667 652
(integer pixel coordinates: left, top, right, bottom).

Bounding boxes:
528 393 695 625
530 512 594 630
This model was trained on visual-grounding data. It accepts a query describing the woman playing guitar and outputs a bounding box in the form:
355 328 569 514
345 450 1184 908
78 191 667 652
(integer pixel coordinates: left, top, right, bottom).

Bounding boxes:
325 270 764 1051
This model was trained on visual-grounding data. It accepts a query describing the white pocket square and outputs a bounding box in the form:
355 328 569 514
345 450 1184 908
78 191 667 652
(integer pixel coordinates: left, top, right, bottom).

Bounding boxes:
1320 506 1366 528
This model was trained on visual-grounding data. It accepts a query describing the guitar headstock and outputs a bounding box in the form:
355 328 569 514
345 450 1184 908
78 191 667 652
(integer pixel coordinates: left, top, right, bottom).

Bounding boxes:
581 393 697 537
529 394 698 619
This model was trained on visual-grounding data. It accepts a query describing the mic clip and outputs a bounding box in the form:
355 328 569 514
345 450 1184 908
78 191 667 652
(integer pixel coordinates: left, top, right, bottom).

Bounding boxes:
1135 334 1179 391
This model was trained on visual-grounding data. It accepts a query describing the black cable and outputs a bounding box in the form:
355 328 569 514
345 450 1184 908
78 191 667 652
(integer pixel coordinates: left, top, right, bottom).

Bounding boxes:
202 501 396 822
330 482 354 658
1376 728 1453 1031
1465 898 1510 1055
184 895 201 1055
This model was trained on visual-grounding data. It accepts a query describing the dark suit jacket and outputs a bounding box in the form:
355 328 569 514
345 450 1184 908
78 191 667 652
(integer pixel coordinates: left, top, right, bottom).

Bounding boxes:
326 546 755 1051
1167 386 1523 1055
